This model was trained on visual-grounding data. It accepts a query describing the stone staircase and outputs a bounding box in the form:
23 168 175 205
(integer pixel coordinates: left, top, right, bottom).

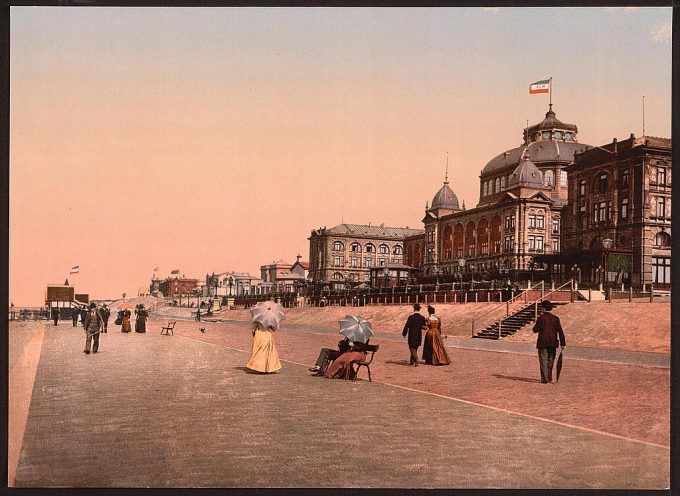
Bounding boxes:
473 302 568 340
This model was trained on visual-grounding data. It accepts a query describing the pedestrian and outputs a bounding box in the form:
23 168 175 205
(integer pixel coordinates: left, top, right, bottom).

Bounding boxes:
100 304 110 333
422 305 451 366
196 307 201 322
121 309 132 333
80 307 88 327
309 337 352 376
135 304 148 333
246 321 282 374
323 340 369 379
72 308 79 327
84 302 104 354
402 303 426 366
52 308 60 326
532 300 566 383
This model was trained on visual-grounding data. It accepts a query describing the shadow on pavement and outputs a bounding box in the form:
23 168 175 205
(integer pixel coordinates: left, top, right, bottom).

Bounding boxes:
492 374 543 384
384 360 413 367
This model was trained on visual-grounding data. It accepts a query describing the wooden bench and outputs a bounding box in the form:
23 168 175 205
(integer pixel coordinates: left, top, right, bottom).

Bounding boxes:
350 344 379 382
160 321 176 336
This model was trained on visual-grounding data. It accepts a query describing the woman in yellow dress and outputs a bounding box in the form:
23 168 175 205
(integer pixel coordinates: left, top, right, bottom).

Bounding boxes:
246 321 282 373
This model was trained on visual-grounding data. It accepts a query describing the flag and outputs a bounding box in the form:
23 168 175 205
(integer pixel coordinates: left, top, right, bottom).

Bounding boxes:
529 79 550 94
154 267 159 272
171 269 180 275
70 265 80 274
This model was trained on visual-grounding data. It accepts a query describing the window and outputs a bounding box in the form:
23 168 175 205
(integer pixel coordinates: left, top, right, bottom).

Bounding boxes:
552 218 560 234
621 169 629 188
379 259 386 266
333 256 342 267
483 182 488 196
504 236 514 252
494 240 501 254
620 198 628 220
351 243 361 252
579 179 586 197
332 241 343 251
481 241 489 255
427 248 435 262
332 272 343 280
379 244 389 254
652 257 671 284
655 232 671 247
505 215 515 230
536 215 545 229
351 257 358 268
559 170 568 187
456 246 463 258
552 238 559 253
365 243 375 253
528 215 536 228
495 178 501 193
657 167 666 185
597 173 609 193
528 235 535 251
544 170 554 186
393 245 403 255
536 236 544 251
427 231 435 242
657 197 666 218
364 257 372 268
500 176 506 190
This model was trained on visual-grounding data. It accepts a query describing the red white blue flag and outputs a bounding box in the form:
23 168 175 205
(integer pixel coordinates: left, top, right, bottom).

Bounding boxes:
529 79 550 94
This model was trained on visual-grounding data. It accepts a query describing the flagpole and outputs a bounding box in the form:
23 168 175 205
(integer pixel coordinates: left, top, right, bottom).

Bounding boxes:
549 77 552 106
642 95 645 136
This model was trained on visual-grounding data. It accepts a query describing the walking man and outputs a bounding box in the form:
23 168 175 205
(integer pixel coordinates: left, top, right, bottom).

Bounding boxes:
52 308 60 326
84 302 104 355
71 308 79 327
402 303 426 366
532 300 566 383
100 304 111 333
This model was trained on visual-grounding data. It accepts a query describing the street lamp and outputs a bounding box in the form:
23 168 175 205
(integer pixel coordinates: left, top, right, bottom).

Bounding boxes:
458 258 466 287
602 237 613 293
434 266 442 292
382 267 390 291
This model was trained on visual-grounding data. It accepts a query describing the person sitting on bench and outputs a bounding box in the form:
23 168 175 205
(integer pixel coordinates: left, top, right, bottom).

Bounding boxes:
309 337 352 376
323 339 370 380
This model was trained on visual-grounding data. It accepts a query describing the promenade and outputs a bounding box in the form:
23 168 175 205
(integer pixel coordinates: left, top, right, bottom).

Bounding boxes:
8 316 669 488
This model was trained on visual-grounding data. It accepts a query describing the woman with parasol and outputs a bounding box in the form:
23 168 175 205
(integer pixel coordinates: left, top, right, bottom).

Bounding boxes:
246 300 283 374
119 303 133 333
324 316 372 380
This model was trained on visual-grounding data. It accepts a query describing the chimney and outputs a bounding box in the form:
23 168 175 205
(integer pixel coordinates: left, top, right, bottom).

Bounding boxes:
612 138 617 153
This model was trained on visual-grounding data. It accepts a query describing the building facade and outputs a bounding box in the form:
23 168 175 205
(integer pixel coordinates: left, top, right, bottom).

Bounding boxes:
405 106 592 281
559 134 671 289
308 223 424 289
158 276 199 297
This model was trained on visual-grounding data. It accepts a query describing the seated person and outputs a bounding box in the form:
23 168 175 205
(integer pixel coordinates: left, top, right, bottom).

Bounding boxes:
323 339 370 380
309 337 351 376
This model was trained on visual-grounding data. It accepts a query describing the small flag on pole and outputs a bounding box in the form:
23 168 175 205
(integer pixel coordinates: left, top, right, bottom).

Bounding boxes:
70 265 80 274
529 79 551 94
171 269 180 275
154 267 159 272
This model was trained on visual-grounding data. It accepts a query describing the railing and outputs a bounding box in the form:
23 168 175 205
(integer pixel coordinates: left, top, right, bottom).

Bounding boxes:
469 281 544 337
9 307 50 321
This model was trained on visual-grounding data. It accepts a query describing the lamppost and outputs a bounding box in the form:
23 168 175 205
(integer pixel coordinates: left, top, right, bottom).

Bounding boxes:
434 266 442 292
602 237 613 294
228 277 234 297
597 265 604 292
382 267 390 291
458 258 466 288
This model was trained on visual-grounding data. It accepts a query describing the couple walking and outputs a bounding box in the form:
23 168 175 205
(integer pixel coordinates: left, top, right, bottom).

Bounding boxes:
402 303 450 366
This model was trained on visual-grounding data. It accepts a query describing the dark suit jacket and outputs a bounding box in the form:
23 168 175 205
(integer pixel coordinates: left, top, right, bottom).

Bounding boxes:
402 313 426 347
533 311 566 349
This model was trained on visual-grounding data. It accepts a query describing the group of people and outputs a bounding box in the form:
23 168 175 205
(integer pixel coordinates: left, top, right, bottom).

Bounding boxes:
244 298 566 385
113 304 148 333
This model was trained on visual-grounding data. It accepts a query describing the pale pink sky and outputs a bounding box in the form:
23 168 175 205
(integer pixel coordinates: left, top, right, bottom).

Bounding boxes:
9 7 672 306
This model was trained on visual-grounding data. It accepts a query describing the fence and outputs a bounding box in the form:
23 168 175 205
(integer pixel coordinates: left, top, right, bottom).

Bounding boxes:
9 308 49 321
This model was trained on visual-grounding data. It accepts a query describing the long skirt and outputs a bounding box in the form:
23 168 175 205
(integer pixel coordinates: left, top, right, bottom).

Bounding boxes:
121 316 132 333
423 330 451 365
324 350 366 379
135 317 146 333
246 328 282 373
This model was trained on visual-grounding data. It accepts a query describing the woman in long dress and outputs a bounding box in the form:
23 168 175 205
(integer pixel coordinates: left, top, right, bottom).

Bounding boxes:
324 341 368 380
121 309 132 333
422 305 451 366
135 305 148 333
246 321 282 373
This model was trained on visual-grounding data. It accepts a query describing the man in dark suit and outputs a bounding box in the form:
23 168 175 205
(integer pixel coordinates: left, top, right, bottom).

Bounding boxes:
532 300 566 383
402 303 426 366
100 304 111 333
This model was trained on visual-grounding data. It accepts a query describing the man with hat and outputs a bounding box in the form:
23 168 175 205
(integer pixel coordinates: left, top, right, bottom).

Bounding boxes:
84 302 104 355
100 304 111 333
532 300 566 383
402 303 427 366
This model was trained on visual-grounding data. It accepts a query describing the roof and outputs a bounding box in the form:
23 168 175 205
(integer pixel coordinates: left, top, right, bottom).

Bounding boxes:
292 261 310 269
526 105 578 135
507 158 545 189
316 223 425 239
482 140 591 175
428 182 460 212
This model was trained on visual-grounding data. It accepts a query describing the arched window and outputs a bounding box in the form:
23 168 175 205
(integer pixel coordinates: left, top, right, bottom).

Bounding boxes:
559 170 568 187
655 232 671 247
379 244 389 254
500 176 506 190
332 241 344 251
495 178 501 193
393 245 403 255
483 182 488 196
332 272 344 280
544 170 554 186
365 243 375 253
350 242 361 252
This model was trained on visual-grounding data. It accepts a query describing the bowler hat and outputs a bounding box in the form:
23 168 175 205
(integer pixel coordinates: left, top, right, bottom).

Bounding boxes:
541 300 553 310
413 303 421 311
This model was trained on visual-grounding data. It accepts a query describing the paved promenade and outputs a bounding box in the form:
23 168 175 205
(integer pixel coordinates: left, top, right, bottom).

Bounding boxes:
8 317 670 488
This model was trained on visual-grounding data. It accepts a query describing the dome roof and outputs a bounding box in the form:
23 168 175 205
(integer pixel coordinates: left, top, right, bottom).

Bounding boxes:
428 182 460 212
482 140 591 175
507 158 545 189
526 105 577 135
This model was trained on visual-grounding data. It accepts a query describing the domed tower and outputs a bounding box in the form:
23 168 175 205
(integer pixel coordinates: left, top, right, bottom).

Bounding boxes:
507 155 549 194
478 105 592 208
427 169 461 217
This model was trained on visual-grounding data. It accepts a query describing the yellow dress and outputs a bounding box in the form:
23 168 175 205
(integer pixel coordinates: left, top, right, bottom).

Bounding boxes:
246 322 282 373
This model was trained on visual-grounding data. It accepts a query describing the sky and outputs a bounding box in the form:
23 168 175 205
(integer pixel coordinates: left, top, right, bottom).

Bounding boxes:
9 6 672 306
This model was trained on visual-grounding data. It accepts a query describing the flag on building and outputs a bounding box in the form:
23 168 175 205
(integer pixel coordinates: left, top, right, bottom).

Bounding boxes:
69 265 80 274
171 269 180 275
529 79 551 94
154 267 159 272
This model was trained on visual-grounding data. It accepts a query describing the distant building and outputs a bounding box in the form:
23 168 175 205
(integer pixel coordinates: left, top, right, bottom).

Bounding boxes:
45 282 84 319
158 276 199 298
556 134 672 289
308 223 424 290
258 256 310 293
205 271 263 297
